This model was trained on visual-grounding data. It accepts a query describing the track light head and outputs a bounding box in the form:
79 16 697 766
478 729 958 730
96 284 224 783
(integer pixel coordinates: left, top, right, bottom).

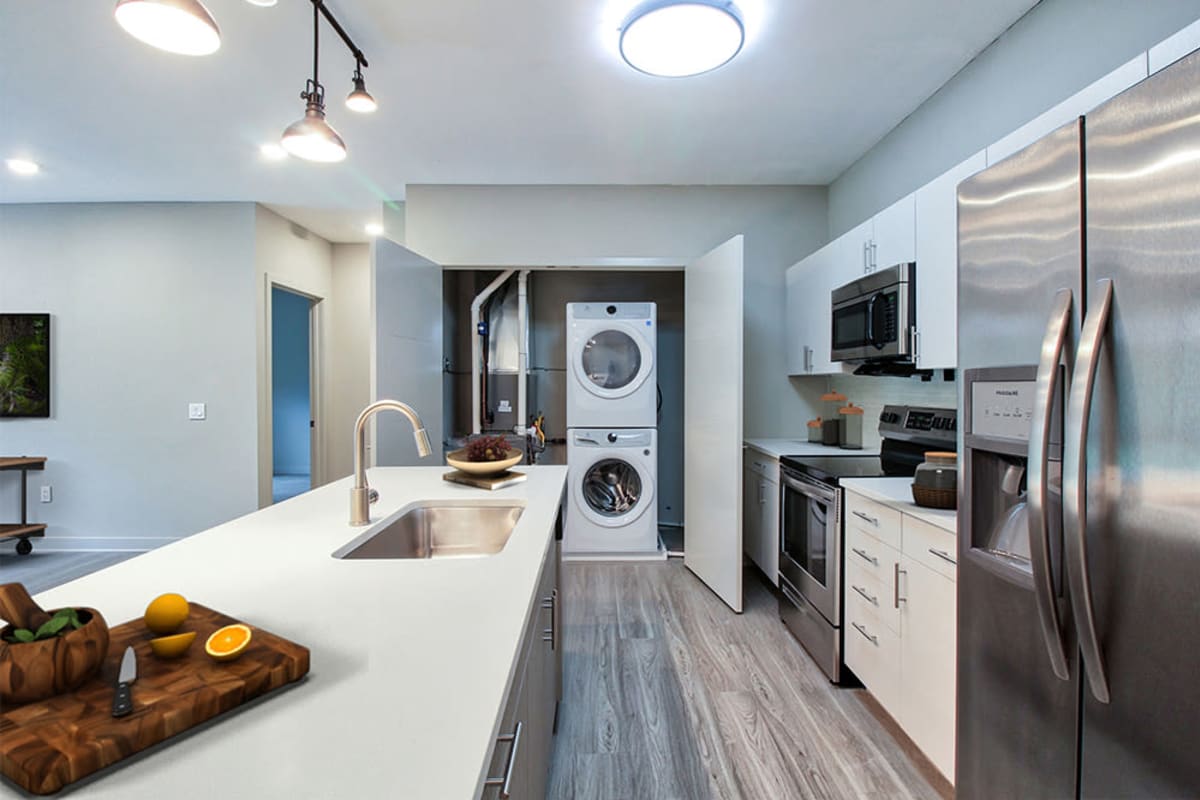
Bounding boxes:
346 75 377 113
281 81 347 163
114 0 221 56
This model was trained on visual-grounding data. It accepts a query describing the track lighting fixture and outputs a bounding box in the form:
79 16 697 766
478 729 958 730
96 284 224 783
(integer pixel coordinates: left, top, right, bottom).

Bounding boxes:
113 0 221 56
346 59 377 113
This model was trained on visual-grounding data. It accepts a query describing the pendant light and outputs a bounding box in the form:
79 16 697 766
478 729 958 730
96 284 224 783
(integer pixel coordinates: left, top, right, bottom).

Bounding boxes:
113 0 221 56
345 58 377 113
619 0 744 78
281 2 347 162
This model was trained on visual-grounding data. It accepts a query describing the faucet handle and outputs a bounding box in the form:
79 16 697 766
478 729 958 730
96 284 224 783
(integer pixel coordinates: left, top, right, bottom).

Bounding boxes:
368 489 379 505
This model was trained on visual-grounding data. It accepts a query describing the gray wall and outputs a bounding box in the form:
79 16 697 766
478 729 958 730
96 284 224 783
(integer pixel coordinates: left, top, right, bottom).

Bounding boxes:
828 0 1200 237
0 203 259 551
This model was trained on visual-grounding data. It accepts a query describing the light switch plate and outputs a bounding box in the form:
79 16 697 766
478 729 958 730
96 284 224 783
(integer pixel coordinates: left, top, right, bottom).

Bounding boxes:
40 485 52 503
188 403 207 420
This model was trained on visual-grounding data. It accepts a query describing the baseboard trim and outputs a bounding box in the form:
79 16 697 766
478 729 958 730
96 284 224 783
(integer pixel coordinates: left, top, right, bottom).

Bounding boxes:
17 536 175 554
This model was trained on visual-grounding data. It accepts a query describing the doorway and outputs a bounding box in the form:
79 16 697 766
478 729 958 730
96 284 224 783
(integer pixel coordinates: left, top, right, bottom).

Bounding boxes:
271 286 314 502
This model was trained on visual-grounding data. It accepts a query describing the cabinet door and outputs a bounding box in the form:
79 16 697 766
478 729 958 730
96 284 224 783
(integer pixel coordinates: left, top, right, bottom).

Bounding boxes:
872 194 915 270
899 554 957 782
741 459 762 561
758 476 780 586
810 232 863 375
785 262 808 374
913 149 986 369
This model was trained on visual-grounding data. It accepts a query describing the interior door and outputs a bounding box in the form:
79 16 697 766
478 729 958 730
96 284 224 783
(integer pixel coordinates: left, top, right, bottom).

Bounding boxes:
372 239 444 465
684 235 744 612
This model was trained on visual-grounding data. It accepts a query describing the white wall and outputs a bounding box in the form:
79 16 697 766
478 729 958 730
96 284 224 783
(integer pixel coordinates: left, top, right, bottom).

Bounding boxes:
253 206 334 507
405 185 829 438
327 243 372 479
828 0 1200 237
0 203 259 551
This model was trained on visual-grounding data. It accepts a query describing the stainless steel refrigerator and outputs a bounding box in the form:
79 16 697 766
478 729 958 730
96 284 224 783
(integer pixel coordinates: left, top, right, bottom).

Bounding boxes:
957 46 1200 798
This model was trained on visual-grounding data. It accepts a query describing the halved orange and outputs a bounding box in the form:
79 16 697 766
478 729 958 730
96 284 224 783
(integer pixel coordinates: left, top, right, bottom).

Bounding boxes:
204 624 252 662
149 631 197 659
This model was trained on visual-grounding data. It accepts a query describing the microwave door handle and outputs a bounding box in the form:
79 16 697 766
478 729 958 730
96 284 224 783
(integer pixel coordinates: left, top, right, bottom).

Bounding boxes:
865 295 876 347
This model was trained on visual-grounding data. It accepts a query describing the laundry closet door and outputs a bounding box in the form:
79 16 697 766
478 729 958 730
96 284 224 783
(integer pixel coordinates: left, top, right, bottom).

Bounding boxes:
372 239 444 464
684 235 744 612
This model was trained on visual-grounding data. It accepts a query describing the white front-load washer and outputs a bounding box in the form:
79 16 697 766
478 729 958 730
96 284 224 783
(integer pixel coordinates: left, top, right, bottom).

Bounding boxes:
566 302 657 429
564 428 663 560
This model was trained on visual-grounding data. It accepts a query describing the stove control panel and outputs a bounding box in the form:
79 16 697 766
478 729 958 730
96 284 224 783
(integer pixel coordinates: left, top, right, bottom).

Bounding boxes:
879 404 957 446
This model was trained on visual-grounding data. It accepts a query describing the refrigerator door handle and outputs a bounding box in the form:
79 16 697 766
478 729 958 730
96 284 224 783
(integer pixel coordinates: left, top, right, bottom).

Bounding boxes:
1027 288 1073 681
1064 278 1113 704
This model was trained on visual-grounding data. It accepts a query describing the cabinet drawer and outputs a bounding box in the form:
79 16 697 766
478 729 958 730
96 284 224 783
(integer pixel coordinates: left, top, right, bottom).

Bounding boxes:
902 515 958 581
846 525 900 585
846 556 900 635
844 606 901 716
744 449 780 484
845 492 902 550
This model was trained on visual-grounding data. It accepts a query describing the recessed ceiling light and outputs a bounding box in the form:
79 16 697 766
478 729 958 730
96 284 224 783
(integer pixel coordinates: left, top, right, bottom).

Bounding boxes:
365 222 384 237
245 0 277 6
260 143 288 161
6 158 40 176
619 0 744 78
113 0 221 56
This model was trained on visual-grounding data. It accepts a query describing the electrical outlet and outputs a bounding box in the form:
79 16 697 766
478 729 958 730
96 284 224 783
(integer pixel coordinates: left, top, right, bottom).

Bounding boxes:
40 485 52 503
188 403 207 420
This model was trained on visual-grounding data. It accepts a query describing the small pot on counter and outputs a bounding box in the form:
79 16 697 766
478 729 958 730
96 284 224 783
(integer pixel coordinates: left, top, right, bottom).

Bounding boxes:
807 418 823 443
912 451 958 509
821 392 846 446
838 403 865 450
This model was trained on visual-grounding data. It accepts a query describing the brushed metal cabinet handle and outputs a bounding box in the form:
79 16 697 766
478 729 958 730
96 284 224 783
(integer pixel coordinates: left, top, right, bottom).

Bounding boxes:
1064 278 1114 704
851 547 878 566
894 563 906 608
484 721 524 798
851 584 878 606
1028 287 1073 682
851 621 878 645
928 548 957 566
852 510 878 526
542 591 556 649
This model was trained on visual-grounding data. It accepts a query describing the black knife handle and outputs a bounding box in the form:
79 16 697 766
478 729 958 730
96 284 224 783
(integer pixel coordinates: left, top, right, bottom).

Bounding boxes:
112 681 133 717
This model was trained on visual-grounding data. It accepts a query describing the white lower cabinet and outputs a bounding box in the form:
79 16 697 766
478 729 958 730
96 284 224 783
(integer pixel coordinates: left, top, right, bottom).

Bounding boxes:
742 449 780 586
844 489 957 783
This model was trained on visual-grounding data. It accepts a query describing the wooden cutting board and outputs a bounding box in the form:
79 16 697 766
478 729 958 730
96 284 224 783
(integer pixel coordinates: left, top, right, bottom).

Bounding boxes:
0 604 309 795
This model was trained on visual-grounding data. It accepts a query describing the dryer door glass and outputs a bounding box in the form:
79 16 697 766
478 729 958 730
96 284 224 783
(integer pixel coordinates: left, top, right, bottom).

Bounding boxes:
582 330 642 390
583 458 643 517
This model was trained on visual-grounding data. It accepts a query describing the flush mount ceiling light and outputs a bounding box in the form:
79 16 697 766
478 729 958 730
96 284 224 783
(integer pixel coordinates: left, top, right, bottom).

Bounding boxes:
364 222 384 237
6 157 40 176
619 0 744 78
245 0 277 6
345 58 377 113
113 0 221 56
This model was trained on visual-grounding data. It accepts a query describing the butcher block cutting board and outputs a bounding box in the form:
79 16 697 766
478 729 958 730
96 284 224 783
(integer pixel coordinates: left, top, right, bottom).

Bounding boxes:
0 604 309 795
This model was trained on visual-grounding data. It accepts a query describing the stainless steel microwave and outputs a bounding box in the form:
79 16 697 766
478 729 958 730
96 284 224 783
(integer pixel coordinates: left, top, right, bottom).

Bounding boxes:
830 262 915 362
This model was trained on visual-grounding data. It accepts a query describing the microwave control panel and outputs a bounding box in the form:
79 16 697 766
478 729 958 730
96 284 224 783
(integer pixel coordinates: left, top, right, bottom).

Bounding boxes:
971 381 1036 441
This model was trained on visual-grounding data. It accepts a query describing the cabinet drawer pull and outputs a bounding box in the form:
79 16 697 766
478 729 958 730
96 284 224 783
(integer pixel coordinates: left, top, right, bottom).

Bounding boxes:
541 591 557 650
852 510 879 526
484 721 523 798
851 547 879 566
894 563 907 608
929 547 957 566
851 584 878 606
851 622 878 646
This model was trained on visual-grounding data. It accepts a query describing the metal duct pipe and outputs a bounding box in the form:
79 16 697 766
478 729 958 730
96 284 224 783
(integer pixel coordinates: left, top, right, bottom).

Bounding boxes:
516 270 531 436
471 269 515 434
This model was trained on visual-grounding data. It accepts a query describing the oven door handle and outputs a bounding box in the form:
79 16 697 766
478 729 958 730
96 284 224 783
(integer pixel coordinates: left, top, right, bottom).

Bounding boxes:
780 470 837 506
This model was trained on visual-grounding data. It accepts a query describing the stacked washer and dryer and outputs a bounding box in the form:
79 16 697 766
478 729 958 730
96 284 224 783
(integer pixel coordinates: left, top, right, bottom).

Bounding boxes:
564 303 665 560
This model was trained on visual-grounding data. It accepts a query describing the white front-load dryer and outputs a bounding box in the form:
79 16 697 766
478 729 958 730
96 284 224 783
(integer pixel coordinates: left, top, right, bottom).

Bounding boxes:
564 428 664 560
566 302 657 429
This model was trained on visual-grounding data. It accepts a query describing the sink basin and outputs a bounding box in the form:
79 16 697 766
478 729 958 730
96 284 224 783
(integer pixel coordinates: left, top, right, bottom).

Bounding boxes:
333 502 525 560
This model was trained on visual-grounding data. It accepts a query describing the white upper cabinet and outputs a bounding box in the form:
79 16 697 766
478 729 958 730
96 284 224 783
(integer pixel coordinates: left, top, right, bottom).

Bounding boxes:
786 242 846 375
913 149 987 370
872 194 916 271
987 55 1148 165
1151 17 1200 74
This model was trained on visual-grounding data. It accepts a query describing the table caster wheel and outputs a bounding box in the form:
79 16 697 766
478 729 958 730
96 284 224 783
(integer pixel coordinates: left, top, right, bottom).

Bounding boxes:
15 538 33 556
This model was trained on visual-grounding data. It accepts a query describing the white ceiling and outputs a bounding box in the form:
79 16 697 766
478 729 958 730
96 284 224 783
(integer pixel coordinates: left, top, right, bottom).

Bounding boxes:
0 0 1038 242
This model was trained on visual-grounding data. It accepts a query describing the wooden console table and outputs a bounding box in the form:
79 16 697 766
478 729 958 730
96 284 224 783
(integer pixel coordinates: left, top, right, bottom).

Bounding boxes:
1 456 47 555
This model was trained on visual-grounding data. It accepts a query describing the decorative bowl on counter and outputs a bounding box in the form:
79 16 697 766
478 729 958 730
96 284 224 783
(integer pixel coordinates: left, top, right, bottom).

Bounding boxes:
912 451 958 509
445 449 523 476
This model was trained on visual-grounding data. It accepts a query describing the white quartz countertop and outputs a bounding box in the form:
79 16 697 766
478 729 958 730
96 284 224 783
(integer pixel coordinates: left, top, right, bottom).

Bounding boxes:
744 438 880 460
840 477 958 533
29 465 569 799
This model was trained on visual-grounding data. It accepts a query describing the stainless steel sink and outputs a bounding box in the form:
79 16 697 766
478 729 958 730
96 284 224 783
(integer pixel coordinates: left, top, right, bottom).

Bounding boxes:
333 503 525 560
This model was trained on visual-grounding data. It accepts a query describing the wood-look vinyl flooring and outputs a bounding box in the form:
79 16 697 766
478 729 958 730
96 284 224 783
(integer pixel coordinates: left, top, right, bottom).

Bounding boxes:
547 560 943 800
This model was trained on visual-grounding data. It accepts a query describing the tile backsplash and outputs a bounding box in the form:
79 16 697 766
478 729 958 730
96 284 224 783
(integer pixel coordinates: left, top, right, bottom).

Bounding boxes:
819 373 957 451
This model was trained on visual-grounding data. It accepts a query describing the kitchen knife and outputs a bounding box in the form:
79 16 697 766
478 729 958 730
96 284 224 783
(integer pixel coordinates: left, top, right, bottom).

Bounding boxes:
111 646 137 718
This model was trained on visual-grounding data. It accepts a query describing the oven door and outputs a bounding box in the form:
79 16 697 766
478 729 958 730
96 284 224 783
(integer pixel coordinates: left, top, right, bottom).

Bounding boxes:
779 468 841 625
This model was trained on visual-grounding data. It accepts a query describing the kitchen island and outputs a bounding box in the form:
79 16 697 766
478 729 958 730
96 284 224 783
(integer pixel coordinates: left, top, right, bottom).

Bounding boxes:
24 465 568 799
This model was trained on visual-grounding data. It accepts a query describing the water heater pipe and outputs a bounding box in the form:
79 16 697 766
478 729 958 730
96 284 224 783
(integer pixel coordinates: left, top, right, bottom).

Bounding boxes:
471 269 515 434
516 270 531 436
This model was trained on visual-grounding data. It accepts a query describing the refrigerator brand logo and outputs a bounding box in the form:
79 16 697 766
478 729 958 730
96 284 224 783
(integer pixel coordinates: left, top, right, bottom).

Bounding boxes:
994 390 1020 396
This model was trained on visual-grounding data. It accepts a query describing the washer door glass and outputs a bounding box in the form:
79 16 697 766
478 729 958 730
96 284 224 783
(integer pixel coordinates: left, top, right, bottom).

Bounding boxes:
582 458 643 517
581 330 642 390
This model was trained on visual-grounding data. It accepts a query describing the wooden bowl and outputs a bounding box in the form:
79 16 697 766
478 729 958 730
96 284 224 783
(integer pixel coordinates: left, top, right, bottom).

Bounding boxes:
446 448 523 476
0 608 110 705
